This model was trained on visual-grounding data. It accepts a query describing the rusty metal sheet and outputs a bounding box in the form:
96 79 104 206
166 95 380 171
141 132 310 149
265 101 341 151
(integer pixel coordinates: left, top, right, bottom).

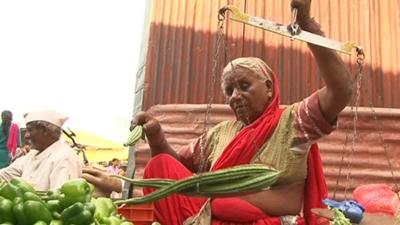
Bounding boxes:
142 0 400 109
133 104 400 200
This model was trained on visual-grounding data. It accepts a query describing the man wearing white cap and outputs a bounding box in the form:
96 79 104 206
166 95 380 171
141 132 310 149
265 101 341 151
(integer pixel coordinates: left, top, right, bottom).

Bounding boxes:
0 109 83 191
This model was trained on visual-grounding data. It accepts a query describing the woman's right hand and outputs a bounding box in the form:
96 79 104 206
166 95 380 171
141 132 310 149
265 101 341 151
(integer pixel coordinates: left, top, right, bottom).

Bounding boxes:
130 111 176 157
130 111 162 136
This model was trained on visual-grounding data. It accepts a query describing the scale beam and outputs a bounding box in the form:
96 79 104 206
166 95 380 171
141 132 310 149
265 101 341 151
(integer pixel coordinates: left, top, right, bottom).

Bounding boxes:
220 5 360 55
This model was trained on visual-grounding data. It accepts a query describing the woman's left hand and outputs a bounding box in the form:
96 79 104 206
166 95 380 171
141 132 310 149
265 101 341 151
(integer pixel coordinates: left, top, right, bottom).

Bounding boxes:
290 0 312 28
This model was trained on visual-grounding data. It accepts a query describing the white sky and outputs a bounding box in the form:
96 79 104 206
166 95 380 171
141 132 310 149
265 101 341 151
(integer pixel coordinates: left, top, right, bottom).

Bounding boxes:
0 1 146 143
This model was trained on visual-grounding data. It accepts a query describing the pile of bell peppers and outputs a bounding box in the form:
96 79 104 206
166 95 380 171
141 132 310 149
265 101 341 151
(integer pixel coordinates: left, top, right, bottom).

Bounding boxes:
0 177 134 225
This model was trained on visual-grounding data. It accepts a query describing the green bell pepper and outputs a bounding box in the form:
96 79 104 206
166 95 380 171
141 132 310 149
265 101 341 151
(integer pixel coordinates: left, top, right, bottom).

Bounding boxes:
24 191 44 203
46 199 62 219
33 221 48 225
13 202 28 225
0 182 24 200
84 202 96 215
10 177 36 193
46 190 62 201
59 179 92 208
101 216 122 225
0 196 16 224
60 202 94 225
25 200 53 225
13 196 23 205
49 220 63 225
92 197 116 220
46 199 61 212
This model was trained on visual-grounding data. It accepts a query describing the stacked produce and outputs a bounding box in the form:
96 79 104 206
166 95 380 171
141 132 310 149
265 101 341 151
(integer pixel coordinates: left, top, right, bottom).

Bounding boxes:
0 177 133 225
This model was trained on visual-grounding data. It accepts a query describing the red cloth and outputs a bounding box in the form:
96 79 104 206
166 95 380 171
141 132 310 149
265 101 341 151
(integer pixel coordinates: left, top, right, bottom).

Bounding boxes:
353 184 399 216
209 145 327 225
7 123 19 157
143 154 207 225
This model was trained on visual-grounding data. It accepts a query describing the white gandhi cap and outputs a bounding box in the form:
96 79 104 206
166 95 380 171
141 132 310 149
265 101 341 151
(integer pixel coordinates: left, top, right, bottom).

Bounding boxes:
24 109 69 128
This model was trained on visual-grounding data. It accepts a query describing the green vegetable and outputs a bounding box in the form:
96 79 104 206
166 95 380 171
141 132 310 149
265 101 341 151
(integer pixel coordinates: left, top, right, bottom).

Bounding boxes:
92 197 116 220
10 177 36 193
60 202 94 225
46 199 62 219
332 208 352 225
0 182 24 200
24 191 44 203
46 199 61 212
23 200 53 225
13 196 24 205
0 196 16 224
13 201 28 225
114 164 280 204
124 125 144 146
49 220 63 225
59 178 92 208
33 221 48 225
102 215 123 225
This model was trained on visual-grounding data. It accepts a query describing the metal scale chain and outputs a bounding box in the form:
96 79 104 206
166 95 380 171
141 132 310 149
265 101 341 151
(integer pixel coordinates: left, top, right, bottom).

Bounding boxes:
196 12 227 191
333 47 400 201
337 48 365 199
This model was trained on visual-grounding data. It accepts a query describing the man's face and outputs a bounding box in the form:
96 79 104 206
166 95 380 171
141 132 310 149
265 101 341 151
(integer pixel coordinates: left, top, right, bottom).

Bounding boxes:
1 112 12 124
25 122 48 151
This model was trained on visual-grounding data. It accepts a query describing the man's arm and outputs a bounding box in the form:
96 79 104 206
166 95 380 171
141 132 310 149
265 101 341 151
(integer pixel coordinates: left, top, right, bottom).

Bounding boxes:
0 156 24 182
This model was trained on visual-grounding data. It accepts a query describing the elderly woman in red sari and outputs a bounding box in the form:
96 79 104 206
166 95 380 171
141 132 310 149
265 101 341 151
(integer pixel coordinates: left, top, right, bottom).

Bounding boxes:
129 1 353 224
85 0 352 224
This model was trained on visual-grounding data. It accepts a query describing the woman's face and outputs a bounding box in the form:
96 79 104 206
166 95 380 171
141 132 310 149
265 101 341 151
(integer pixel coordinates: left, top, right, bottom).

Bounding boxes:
222 68 273 124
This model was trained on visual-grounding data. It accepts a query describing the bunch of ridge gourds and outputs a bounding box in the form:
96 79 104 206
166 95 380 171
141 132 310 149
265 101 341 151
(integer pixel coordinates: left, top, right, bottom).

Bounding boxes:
114 164 281 205
0 178 133 225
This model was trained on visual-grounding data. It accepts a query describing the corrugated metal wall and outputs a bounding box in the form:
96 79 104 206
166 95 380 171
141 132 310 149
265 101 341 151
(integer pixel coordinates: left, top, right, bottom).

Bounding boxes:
142 0 400 109
134 105 400 200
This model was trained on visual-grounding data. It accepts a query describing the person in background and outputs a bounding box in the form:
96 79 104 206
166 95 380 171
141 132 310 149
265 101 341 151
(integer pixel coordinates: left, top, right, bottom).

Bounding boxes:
106 158 124 199
0 109 83 191
0 110 20 168
118 164 127 177
106 158 121 175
